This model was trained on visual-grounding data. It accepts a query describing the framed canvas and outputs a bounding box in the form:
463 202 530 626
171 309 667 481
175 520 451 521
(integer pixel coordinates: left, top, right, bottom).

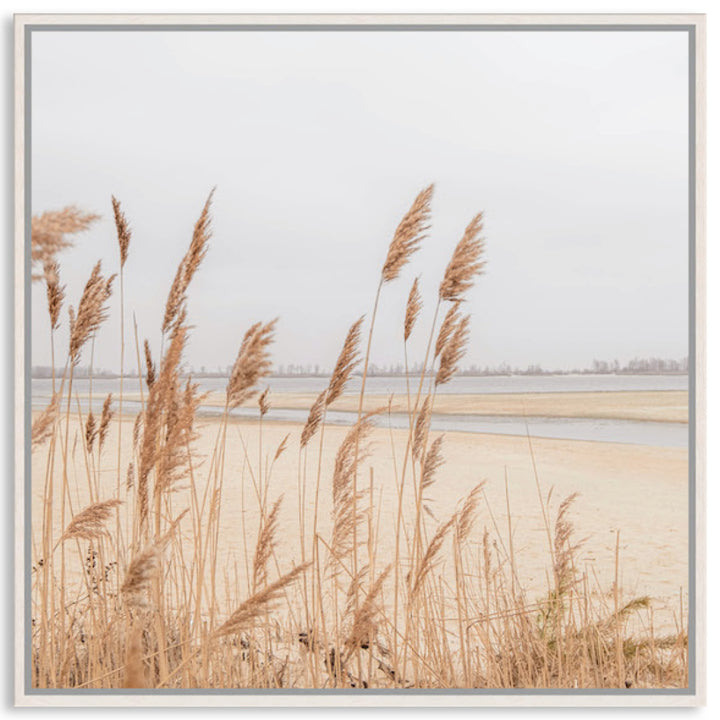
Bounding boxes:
14 12 706 707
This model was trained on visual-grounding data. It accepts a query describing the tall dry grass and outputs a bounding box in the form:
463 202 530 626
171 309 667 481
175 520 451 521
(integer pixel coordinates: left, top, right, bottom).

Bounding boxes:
29 190 688 690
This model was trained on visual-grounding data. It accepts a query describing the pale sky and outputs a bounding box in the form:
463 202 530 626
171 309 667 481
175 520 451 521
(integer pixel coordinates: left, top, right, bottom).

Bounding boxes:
30 29 689 373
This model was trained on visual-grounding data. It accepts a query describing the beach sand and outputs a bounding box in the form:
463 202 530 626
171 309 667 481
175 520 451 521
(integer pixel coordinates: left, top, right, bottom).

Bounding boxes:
31 394 689 634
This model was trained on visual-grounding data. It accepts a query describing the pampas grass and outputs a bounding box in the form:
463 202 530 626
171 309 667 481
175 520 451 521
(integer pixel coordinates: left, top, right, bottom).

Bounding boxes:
438 213 486 302
68 261 116 365
227 320 277 409
31 395 57 450
31 206 99 281
59 499 122 543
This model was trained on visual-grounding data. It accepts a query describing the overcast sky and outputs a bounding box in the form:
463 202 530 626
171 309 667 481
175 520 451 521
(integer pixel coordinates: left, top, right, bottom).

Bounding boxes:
30 29 689 373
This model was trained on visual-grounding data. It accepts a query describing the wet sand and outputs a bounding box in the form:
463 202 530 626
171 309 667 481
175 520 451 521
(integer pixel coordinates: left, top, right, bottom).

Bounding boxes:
111 389 688 423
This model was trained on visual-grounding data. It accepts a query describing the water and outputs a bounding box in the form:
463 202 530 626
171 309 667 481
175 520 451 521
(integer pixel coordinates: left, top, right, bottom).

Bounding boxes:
31 372 688 398
30 374 688 448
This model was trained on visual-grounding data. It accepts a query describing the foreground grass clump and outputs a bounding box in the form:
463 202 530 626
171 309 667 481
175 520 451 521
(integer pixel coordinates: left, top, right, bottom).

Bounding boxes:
30 189 688 689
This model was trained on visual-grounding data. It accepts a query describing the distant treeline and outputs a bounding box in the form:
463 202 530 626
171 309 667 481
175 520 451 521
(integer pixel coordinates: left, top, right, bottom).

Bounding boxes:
32 356 689 380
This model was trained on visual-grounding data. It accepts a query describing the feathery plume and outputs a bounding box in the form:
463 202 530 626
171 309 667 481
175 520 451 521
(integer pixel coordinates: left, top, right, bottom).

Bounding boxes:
121 544 162 610
331 409 384 564
439 213 486 302
31 395 58 451
132 411 143 449
111 196 131 268
410 515 455 599
59 499 122 543
343 565 370 618
343 564 392 660
404 277 422 342
252 496 283 589
85 411 97 453
44 261 65 330
98 393 113 452
300 390 327 448
69 261 116 365
258 387 271 417
126 461 135 490
435 314 470 387
143 339 155 389
214 562 310 637
434 301 461 359
455 482 484 544
553 492 582 597
155 378 203 497
121 510 187 609
421 435 444 491
31 206 99 281
327 316 363 405
382 185 434 282
162 189 214 335
227 319 277 409
138 325 188 526
274 433 290 462
412 397 431 462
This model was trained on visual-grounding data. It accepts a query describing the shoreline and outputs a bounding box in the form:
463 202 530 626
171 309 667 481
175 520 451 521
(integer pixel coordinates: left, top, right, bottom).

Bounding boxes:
47 389 689 424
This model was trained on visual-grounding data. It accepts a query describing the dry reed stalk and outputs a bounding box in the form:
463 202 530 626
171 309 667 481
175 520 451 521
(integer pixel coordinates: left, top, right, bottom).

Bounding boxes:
381 185 434 282
132 411 143 449
300 389 327 448
412 397 431 462
111 196 131 268
68 262 116 365
343 564 392 661
121 510 187 609
162 190 214 336
330 410 383 564
258 387 271 417
438 213 486 302
122 620 145 689
121 543 163 611
143 340 156 388
404 277 422 342
327 317 364 405
434 301 462 359
85 412 97 453
44 261 65 330
553 493 582 598
155 379 204 496
98 393 113 452
31 394 58 451
455 482 485 544
421 435 444 492
410 515 455 600
274 433 290 462
59 499 122 543
435 314 470 386
252 496 283 590
227 319 277 409
214 562 311 638
31 206 99 281
138 325 188 528
343 565 370 619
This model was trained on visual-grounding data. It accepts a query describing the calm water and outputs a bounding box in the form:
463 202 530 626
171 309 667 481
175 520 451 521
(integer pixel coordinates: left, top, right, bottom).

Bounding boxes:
31 374 689 448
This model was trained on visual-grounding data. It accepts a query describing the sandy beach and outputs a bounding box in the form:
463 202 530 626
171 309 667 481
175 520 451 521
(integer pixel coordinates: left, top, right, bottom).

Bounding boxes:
32 392 689 634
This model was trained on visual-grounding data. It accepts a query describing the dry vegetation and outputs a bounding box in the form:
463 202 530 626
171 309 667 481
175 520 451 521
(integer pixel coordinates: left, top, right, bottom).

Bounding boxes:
30 188 688 690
